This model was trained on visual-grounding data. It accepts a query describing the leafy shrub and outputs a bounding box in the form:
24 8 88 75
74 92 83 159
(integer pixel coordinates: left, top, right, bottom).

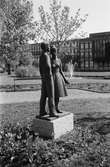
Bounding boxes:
62 63 70 72
15 65 38 77
19 52 33 66
32 59 39 68
15 66 28 77
27 65 38 77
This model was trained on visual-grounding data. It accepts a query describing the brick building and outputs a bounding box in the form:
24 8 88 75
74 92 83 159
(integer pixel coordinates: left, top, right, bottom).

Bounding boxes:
29 31 110 72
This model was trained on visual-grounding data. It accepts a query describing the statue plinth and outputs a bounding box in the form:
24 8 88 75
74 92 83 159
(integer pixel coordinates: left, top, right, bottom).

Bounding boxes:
31 112 74 139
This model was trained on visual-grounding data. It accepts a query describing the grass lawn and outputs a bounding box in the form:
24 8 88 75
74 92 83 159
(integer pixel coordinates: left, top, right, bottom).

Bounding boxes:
0 98 110 131
0 97 110 166
1 81 110 93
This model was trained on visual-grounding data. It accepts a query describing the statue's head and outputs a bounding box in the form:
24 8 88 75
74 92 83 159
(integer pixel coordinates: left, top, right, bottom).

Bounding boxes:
50 45 57 54
50 45 57 59
41 42 50 52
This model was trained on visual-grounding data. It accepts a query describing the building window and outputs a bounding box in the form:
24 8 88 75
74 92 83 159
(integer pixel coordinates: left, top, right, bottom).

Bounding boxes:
81 52 84 57
89 43 92 49
85 43 89 49
81 43 84 49
105 42 110 59
90 61 93 67
85 52 89 57
85 61 89 67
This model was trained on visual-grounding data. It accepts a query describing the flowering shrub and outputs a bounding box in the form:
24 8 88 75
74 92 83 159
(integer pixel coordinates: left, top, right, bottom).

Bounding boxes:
0 123 110 167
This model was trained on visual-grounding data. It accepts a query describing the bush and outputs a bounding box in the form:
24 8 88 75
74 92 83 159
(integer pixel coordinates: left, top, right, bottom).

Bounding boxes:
15 65 38 77
15 66 28 77
63 63 70 72
0 67 4 73
27 65 38 77
32 59 39 68
19 53 33 66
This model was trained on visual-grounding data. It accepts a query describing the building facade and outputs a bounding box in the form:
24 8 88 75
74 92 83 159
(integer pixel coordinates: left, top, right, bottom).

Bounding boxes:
29 31 110 72
77 32 110 71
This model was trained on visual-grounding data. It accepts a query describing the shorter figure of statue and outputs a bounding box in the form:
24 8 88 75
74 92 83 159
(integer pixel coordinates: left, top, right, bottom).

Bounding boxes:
50 45 69 113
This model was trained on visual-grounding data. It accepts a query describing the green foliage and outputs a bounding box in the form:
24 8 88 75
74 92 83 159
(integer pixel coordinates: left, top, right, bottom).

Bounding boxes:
61 53 73 64
0 0 35 71
60 53 74 71
0 0 35 40
62 63 70 72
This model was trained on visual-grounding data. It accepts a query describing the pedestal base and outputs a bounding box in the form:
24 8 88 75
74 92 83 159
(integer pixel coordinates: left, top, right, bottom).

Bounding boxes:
31 112 74 139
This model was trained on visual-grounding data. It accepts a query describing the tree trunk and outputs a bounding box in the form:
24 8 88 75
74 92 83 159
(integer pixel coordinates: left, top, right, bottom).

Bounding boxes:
7 63 11 75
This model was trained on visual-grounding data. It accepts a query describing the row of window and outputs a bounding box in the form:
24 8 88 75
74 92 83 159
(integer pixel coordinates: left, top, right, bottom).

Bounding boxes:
27 37 110 71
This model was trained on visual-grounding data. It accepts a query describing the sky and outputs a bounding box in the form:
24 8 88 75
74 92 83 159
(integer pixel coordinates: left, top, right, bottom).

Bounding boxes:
33 0 110 37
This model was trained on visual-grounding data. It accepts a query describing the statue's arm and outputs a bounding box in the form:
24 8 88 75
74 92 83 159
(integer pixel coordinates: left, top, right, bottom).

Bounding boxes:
39 57 42 75
59 59 69 84
45 53 52 77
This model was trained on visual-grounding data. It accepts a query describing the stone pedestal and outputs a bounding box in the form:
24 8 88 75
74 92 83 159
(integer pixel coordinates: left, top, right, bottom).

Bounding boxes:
31 112 74 139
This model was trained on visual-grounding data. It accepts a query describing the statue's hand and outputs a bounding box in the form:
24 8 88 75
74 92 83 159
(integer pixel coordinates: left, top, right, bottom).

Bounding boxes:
65 80 70 84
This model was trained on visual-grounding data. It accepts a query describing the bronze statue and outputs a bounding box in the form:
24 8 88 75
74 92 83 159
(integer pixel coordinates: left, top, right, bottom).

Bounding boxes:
38 43 59 117
50 45 69 113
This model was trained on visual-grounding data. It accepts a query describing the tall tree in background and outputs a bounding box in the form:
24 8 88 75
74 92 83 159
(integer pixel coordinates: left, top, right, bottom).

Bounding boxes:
35 0 88 53
0 0 35 74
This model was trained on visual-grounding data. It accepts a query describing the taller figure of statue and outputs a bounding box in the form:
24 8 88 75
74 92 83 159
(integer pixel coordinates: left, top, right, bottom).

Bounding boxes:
38 42 58 117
